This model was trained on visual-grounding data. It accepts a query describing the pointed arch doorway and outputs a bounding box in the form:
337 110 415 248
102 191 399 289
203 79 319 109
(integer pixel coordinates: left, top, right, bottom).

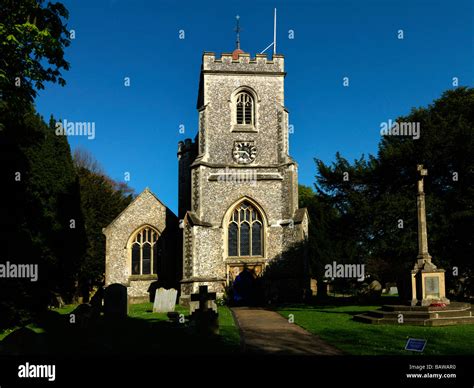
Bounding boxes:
224 198 266 306
229 264 263 306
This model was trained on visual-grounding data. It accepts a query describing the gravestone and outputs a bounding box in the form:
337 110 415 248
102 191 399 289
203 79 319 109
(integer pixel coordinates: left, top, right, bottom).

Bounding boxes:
358 280 382 301
71 289 103 329
0 327 47 355
388 286 398 295
153 288 178 313
368 280 382 296
104 283 128 319
71 303 93 329
89 286 104 319
49 292 65 308
190 285 219 335
310 278 317 296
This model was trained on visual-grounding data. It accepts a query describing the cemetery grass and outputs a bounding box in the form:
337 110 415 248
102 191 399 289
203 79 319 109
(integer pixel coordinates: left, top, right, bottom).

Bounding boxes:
0 303 241 355
277 304 474 356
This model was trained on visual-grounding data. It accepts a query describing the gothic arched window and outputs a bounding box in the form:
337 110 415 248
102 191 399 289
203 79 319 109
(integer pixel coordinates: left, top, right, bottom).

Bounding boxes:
131 226 161 275
236 92 254 125
228 201 263 257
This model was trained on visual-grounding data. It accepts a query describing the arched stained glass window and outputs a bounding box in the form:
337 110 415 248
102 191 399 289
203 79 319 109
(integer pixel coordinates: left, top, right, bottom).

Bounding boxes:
130 226 160 275
228 201 263 257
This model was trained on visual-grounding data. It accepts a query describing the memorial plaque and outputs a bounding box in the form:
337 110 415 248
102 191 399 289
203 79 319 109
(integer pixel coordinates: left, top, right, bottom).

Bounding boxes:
425 276 440 298
405 338 427 352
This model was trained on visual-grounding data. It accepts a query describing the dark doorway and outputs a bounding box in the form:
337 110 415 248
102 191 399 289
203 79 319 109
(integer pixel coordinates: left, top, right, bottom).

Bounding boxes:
232 266 262 306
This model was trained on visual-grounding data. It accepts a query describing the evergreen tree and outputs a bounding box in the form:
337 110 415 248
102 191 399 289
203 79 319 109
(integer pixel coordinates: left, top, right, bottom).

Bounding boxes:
0 109 85 327
311 87 474 299
0 1 79 327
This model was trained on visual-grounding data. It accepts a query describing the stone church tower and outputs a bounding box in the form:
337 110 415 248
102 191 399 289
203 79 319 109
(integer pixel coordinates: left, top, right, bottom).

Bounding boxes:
178 48 309 304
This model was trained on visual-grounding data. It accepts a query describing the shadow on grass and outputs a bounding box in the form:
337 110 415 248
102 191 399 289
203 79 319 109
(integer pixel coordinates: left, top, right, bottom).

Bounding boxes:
276 306 378 318
0 308 240 356
277 304 474 356
309 295 401 306
274 295 401 312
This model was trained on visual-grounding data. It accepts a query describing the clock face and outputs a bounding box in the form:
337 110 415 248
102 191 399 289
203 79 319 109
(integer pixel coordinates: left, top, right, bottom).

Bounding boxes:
233 141 256 164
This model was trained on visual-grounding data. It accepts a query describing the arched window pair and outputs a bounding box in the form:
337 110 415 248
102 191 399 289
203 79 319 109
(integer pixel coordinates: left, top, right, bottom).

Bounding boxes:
235 91 254 125
228 201 263 257
131 226 161 275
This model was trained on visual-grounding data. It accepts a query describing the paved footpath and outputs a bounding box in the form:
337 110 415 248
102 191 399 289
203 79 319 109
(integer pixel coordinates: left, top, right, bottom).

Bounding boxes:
231 307 344 355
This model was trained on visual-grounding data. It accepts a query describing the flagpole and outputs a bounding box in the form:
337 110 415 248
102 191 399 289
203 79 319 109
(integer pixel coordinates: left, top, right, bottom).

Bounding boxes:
273 8 277 55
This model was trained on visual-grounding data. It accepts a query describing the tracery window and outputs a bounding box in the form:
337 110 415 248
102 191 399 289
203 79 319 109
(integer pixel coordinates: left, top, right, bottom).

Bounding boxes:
236 92 254 125
228 202 263 257
131 226 160 275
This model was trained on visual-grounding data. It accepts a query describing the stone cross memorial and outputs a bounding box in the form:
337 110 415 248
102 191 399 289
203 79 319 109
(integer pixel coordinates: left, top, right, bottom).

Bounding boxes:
410 165 449 306
190 285 219 335
153 288 178 313
191 285 216 313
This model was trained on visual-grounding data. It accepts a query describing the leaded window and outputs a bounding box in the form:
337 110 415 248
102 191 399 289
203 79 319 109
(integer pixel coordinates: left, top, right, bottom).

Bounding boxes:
236 92 254 125
228 202 263 257
131 226 160 275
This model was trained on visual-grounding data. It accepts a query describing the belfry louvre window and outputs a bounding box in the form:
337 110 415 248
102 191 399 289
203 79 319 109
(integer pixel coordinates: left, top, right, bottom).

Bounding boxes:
131 226 160 275
228 202 263 257
236 92 254 125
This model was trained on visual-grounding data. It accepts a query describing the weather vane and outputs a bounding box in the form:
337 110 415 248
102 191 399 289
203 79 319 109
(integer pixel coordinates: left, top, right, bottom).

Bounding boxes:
235 15 241 50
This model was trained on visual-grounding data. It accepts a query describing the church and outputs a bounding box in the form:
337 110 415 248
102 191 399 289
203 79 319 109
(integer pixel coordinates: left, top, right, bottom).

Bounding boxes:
104 42 309 305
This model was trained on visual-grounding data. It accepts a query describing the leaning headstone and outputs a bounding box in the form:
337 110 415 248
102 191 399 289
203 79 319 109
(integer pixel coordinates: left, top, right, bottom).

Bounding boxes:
368 280 382 295
49 292 65 308
153 288 178 313
358 280 382 301
103 283 128 319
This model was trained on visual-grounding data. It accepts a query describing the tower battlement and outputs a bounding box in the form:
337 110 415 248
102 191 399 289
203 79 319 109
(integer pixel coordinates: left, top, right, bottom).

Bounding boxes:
202 52 285 73
177 138 196 157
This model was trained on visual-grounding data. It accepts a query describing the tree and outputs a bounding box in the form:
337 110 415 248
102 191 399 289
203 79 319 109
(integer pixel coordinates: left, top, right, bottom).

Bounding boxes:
0 110 86 328
0 1 74 328
73 147 104 174
73 148 134 301
311 87 474 299
372 87 474 298
0 0 71 114
299 185 345 297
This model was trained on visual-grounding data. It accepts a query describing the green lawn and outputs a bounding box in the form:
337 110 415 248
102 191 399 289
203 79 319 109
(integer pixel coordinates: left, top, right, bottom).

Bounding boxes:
277 304 474 356
0 303 241 355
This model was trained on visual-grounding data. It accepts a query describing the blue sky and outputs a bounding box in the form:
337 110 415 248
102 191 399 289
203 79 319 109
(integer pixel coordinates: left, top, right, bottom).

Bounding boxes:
35 0 473 214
